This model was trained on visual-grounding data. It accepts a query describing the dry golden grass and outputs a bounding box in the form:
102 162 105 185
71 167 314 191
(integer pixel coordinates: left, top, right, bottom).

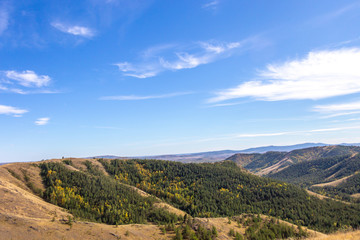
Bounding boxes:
306 190 350 205
307 230 360 240
351 193 360 198
256 158 292 176
312 173 356 188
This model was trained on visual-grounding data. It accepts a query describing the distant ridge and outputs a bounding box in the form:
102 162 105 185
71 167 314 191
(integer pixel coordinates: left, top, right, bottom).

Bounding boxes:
228 145 360 176
89 142 360 163
237 142 329 153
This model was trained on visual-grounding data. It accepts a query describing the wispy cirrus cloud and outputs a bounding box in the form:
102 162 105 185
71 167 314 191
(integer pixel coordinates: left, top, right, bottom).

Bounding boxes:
0 105 28 117
208 48 360 103
115 39 254 78
100 92 193 101
313 101 360 113
202 1 219 11
310 2 360 25
220 126 360 140
313 101 360 119
35 117 50 125
132 125 360 149
0 3 9 35
51 22 95 38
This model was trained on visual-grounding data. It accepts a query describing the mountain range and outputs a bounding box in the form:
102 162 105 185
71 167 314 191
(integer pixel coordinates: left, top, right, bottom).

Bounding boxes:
91 142 360 163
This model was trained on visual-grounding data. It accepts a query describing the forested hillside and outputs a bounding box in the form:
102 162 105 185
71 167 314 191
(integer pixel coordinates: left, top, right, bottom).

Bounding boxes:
268 153 360 202
228 145 360 175
100 159 360 233
40 161 179 225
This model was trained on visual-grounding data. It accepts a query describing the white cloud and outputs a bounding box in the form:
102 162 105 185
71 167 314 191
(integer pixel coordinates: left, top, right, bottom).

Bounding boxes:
100 92 193 100
51 22 95 38
313 101 360 118
35 117 50 125
114 62 158 78
0 5 9 35
313 101 360 113
208 48 360 103
0 105 28 117
115 39 247 78
159 52 210 70
201 125 360 142
319 111 360 119
4 70 51 87
311 2 360 25
202 1 219 10
132 125 360 149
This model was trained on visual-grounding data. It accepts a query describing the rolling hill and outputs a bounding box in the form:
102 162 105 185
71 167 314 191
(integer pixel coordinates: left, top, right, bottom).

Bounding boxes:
224 145 360 204
267 153 360 202
227 145 360 175
2 157 360 239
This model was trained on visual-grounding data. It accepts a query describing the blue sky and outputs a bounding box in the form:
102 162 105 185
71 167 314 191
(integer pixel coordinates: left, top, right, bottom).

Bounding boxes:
1 0 360 162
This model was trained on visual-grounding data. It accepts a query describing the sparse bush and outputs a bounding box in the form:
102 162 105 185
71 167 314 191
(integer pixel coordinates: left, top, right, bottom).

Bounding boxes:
7 169 21 180
62 159 73 165
235 232 243 240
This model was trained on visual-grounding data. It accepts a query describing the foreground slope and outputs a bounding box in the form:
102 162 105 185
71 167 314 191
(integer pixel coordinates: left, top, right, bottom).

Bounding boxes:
0 160 173 240
0 158 358 239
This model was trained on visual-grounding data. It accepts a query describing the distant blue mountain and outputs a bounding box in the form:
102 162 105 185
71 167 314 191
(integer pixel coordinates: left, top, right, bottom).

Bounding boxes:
237 143 329 153
91 142 360 163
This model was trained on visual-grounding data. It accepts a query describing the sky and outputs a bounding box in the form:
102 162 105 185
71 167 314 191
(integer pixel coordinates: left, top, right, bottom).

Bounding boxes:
1 0 360 162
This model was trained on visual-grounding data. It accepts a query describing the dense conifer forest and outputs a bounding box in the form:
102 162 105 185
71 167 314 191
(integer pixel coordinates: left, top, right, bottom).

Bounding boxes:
100 159 360 233
268 154 360 202
40 161 179 225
